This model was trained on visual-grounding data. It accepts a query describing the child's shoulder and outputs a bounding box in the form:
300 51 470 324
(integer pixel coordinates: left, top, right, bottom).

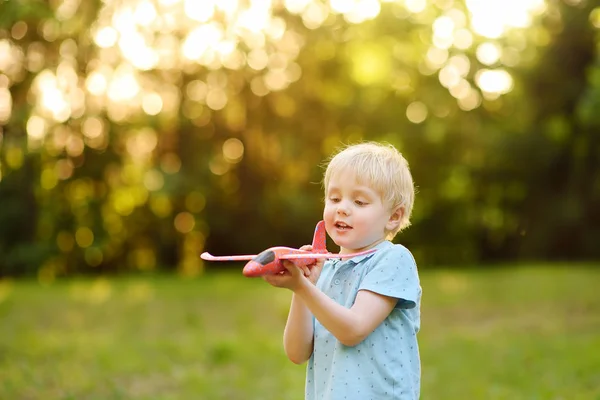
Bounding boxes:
373 241 415 261
366 242 418 271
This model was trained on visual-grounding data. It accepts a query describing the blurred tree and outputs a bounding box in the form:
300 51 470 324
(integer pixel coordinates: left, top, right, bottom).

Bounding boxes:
0 0 599 278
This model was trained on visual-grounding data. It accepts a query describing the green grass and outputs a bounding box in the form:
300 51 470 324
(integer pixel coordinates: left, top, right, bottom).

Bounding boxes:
1 265 599 399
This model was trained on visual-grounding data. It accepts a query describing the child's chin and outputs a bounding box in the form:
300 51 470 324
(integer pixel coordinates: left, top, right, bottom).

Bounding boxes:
336 241 361 251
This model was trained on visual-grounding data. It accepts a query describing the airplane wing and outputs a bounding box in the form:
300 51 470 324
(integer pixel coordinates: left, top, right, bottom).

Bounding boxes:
200 252 256 261
280 248 377 260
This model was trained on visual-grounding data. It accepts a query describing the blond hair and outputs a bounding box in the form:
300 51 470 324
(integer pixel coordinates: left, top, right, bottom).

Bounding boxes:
322 142 415 239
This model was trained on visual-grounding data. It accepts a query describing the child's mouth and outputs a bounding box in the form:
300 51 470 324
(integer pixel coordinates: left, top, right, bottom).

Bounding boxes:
335 222 352 230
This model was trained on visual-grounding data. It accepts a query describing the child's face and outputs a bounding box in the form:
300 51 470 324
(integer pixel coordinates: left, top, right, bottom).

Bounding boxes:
323 169 398 254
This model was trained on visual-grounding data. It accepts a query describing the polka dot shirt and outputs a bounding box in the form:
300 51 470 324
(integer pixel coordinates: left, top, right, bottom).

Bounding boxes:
305 241 421 400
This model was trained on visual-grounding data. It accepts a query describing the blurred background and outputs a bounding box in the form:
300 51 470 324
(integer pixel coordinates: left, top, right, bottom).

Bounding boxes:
0 0 599 399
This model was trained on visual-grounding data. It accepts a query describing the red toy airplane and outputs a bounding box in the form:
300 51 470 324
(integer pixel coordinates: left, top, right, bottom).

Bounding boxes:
200 220 377 277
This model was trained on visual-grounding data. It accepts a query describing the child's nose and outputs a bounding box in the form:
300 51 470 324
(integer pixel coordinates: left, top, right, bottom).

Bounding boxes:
336 201 350 215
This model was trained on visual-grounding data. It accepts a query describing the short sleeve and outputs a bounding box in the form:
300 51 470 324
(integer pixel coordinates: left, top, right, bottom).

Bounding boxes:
358 245 420 309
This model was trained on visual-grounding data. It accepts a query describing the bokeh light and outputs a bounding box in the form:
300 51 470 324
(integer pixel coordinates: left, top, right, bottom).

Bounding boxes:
406 101 428 124
0 0 549 132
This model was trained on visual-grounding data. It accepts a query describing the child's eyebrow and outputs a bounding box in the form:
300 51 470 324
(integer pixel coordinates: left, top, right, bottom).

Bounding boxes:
352 188 375 198
326 186 375 197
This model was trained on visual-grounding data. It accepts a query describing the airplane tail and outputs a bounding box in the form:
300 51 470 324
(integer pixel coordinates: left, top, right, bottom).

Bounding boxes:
311 220 327 253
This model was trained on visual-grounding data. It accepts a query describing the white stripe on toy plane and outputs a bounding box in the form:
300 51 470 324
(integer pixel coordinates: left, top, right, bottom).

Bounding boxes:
279 248 377 260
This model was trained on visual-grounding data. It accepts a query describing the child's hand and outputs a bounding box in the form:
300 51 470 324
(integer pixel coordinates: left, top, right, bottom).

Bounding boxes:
262 245 324 290
298 245 324 285
262 260 305 291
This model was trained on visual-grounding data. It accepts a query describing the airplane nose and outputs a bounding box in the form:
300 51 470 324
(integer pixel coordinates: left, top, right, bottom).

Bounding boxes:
242 260 264 277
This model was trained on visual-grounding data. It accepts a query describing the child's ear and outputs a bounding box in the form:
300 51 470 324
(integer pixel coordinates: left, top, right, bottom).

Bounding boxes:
386 207 404 231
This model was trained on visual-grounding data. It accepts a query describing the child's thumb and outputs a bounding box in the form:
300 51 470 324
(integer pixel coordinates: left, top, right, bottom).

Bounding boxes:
282 260 302 275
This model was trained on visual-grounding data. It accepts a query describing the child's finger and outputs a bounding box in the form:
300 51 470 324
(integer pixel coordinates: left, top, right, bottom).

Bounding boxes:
263 274 287 287
282 260 296 271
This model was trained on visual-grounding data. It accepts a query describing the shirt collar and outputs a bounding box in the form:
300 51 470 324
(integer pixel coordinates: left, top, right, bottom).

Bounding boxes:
332 240 391 266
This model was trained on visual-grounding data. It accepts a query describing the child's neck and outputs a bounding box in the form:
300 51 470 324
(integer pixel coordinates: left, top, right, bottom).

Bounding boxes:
340 237 386 255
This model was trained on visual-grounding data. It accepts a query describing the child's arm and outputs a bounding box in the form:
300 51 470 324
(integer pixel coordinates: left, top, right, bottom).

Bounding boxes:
282 293 314 364
294 274 396 347
263 245 323 364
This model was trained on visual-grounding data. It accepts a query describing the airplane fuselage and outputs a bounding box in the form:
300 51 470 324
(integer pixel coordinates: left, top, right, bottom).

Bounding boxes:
242 246 324 277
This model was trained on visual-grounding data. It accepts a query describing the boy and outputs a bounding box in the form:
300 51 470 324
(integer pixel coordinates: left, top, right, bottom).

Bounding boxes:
264 142 421 399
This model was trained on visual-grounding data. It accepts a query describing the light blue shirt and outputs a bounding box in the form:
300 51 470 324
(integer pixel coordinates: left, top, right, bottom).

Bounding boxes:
305 241 422 400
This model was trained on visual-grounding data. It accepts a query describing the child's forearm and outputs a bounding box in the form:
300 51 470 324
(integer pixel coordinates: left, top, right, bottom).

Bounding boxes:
294 279 364 347
283 293 314 364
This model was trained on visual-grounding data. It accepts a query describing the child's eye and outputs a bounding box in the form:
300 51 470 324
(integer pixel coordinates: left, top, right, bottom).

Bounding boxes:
355 200 368 206
329 197 341 203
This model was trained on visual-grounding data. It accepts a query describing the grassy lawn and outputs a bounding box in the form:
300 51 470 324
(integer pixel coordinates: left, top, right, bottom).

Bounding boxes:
0 265 599 399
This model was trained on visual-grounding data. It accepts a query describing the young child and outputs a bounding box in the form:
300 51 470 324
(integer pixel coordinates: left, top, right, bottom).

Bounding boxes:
263 142 421 399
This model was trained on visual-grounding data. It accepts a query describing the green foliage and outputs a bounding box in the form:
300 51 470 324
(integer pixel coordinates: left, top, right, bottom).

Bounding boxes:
0 0 53 28
0 267 599 399
1 1 600 277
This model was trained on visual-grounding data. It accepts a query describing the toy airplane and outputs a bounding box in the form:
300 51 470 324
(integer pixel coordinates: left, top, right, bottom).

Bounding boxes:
200 220 378 277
